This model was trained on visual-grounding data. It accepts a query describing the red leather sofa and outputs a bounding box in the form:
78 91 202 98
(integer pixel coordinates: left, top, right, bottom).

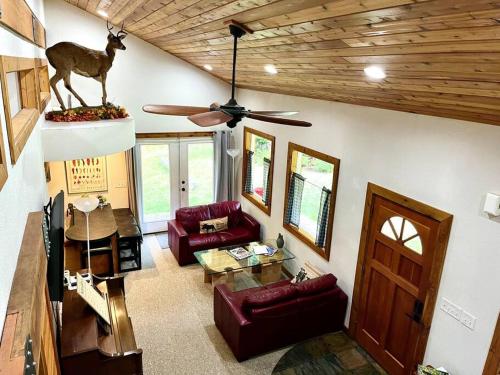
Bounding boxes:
168 201 260 266
214 274 348 361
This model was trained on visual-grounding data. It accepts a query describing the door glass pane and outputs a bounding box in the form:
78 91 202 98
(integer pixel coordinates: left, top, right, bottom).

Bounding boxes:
188 142 214 206
140 144 170 224
381 220 397 240
404 236 423 255
402 220 418 240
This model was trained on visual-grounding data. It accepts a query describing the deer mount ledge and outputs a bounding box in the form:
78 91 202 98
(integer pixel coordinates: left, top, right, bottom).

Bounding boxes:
41 116 136 161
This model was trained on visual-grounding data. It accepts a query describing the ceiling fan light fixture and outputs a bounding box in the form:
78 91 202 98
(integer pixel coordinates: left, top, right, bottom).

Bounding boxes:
264 64 278 75
97 9 108 18
203 64 213 71
364 65 386 80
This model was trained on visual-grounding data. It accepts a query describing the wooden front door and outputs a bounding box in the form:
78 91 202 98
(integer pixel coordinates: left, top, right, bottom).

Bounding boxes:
352 184 452 375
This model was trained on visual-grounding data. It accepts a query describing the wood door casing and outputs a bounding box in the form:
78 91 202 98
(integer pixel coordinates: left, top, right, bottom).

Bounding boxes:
483 313 500 375
350 183 453 375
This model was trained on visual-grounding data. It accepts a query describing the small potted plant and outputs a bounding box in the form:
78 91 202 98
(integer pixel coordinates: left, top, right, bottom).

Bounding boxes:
97 195 107 209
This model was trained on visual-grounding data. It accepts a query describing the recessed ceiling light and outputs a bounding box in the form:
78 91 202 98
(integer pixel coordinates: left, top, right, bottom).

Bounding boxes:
203 64 213 71
364 65 386 80
264 64 278 75
97 9 108 18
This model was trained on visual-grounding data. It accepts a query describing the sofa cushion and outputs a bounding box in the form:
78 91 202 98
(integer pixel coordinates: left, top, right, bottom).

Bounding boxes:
242 285 297 312
176 205 211 233
208 201 242 227
188 233 222 251
294 274 338 297
217 227 255 245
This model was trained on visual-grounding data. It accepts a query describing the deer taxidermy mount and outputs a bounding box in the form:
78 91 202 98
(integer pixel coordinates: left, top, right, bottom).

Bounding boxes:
143 21 311 128
46 21 127 111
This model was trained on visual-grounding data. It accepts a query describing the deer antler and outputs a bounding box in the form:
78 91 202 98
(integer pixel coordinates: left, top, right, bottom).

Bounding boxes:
107 20 114 33
116 21 128 37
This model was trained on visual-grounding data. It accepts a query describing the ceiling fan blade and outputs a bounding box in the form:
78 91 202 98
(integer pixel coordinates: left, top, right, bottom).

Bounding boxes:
250 110 298 116
188 111 233 127
142 105 210 116
247 113 311 127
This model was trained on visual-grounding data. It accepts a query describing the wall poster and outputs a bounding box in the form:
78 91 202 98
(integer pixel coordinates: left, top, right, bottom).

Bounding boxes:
65 156 108 194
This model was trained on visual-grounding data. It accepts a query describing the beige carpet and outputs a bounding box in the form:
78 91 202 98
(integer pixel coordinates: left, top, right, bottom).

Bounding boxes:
123 234 288 375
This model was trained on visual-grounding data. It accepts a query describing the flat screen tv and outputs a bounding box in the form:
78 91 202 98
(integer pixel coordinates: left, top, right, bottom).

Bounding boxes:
45 190 65 302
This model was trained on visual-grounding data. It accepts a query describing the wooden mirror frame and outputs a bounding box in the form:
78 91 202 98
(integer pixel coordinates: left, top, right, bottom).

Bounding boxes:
282 142 340 261
0 116 8 191
0 56 40 164
241 127 276 216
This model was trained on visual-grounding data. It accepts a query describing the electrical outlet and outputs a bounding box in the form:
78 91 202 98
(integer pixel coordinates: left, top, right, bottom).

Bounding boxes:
114 180 127 188
440 298 462 321
460 310 477 330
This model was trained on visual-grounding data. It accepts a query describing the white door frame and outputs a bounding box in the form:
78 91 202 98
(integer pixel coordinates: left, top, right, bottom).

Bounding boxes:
135 137 215 233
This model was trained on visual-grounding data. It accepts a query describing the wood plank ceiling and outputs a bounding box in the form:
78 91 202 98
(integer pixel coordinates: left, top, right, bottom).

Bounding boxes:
65 0 500 126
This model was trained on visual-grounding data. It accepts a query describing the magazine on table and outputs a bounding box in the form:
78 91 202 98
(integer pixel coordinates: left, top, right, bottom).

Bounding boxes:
228 247 252 260
253 244 278 256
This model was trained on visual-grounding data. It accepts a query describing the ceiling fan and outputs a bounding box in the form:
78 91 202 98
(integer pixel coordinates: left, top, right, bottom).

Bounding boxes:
143 21 311 128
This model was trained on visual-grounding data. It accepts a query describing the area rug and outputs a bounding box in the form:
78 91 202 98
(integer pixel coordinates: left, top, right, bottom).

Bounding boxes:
141 239 156 269
155 233 168 249
272 331 386 375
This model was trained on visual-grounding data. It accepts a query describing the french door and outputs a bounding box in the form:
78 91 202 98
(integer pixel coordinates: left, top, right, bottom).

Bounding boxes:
135 137 215 234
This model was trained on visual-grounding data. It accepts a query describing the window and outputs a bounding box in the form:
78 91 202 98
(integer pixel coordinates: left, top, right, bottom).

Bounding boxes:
381 216 423 254
283 143 340 260
242 127 275 215
0 56 40 164
36 58 50 112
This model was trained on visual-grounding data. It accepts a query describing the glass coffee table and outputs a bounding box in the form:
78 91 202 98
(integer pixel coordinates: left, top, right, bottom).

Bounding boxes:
194 240 295 289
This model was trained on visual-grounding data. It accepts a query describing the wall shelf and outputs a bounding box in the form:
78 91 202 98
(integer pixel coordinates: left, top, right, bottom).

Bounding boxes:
42 116 136 161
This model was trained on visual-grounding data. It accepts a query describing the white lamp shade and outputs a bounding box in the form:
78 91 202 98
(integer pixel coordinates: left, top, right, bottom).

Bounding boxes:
227 148 240 158
74 196 99 213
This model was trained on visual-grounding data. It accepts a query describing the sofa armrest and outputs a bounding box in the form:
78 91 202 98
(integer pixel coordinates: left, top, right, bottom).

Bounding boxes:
214 284 250 327
240 212 260 237
169 219 188 237
214 284 251 361
168 219 189 265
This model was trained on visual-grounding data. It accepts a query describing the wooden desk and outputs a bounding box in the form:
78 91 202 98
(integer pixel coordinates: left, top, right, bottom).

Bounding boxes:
66 205 119 274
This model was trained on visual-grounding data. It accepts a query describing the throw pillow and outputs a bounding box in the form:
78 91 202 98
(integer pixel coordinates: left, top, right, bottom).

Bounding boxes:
199 216 228 234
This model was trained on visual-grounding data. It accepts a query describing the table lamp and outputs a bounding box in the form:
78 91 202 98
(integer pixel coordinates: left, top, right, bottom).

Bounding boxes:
74 196 99 283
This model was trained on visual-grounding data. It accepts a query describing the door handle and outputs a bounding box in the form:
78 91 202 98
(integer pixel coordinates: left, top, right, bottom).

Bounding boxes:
406 299 424 324
181 188 186 192
182 180 186 184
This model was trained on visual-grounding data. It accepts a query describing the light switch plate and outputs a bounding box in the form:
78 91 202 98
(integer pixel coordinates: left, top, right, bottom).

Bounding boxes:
440 298 461 321
460 311 477 330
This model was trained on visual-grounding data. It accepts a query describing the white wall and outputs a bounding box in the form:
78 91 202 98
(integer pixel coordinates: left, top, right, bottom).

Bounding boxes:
44 0 230 133
235 88 500 375
0 3 49 332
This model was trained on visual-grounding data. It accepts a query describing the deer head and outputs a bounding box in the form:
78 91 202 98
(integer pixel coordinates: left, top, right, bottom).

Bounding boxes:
107 21 127 50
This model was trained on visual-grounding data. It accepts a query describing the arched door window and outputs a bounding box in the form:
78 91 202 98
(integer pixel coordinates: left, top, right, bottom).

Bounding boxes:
380 216 423 254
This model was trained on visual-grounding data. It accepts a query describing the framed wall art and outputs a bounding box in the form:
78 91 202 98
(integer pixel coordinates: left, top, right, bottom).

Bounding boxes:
65 156 108 194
